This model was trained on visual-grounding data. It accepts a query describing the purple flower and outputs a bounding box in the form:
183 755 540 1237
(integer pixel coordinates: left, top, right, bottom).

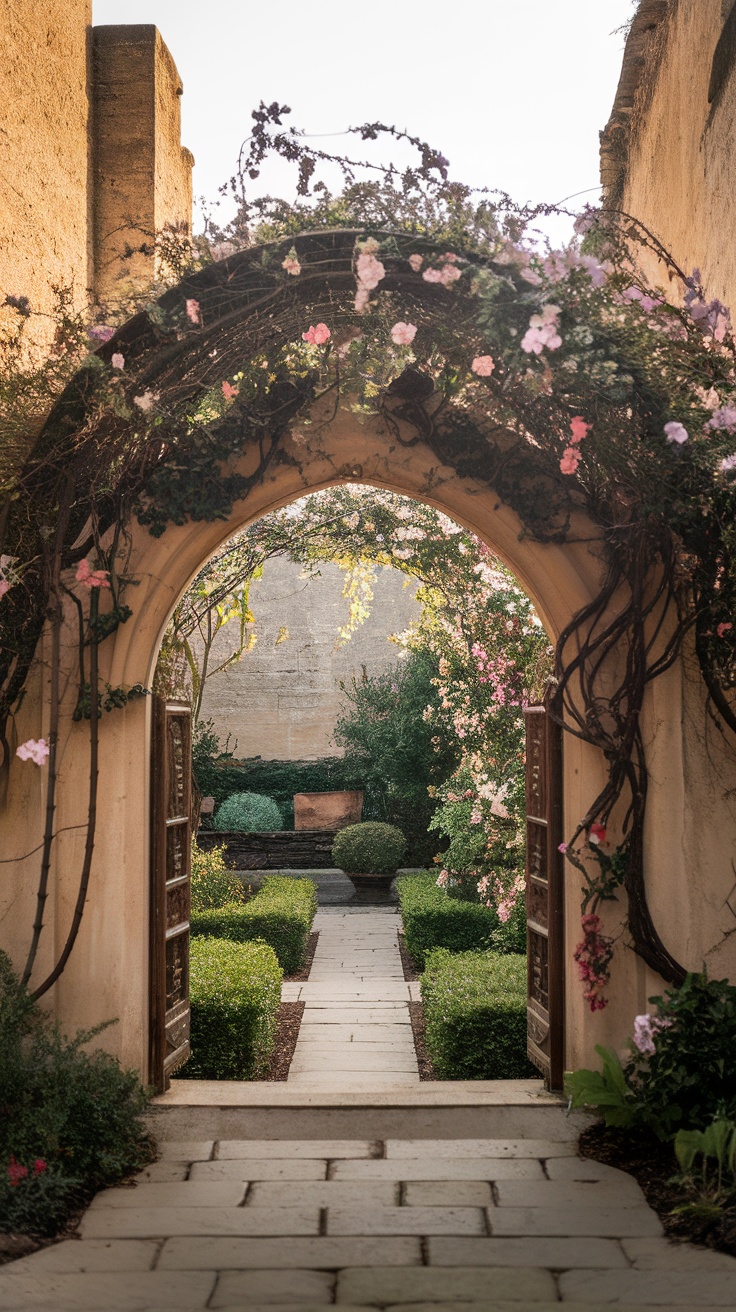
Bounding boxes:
708 406 736 433
90 324 114 343
665 421 689 446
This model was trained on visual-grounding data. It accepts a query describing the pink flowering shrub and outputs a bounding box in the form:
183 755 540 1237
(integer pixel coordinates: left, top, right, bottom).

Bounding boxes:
573 913 614 1012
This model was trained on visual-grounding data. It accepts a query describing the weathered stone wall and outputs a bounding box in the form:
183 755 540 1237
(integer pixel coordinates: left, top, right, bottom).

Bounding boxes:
0 0 93 347
602 0 736 307
198 555 421 759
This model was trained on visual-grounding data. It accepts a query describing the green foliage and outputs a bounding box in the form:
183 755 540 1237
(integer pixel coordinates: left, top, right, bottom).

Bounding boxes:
190 875 317 974
213 790 284 833
182 938 282 1081
334 651 459 866
565 973 736 1139
397 873 498 969
490 892 527 955
421 948 535 1080
0 951 151 1236
190 840 246 912
193 734 365 828
332 822 406 875
672 1119 736 1227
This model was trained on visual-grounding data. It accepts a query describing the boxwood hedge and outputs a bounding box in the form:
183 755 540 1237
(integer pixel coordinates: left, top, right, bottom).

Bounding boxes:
421 949 537 1080
190 875 317 974
397 873 498 969
182 938 282 1081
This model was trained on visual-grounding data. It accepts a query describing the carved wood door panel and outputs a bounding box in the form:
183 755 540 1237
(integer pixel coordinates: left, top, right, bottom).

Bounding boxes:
150 698 191 1092
524 700 564 1090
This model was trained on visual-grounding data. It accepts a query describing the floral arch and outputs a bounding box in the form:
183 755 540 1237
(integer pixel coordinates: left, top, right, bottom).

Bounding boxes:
2 225 735 1075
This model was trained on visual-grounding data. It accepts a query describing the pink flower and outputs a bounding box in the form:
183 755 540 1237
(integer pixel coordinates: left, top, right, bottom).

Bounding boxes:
355 252 385 291
0 579 10 600
708 406 736 432
588 821 607 846
222 381 239 400
282 253 301 276
717 622 733 638
521 304 562 354
33 1160 46 1176
423 263 461 287
111 352 125 371
720 453 736 473
390 321 417 346
89 324 114 343
569 416 591 445
302 323 331 345
7 1157 28 1187
558 842 568 854
408 254 423 272
186 298 200 325
632 1013 670 1057
76 558 111 590
559 447 580 475
665 421 689 445
471 355 495 377
16 739 50 766
133 391 158 412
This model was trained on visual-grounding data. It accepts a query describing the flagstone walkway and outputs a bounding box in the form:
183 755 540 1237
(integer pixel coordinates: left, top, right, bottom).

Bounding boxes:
284 906 420 1089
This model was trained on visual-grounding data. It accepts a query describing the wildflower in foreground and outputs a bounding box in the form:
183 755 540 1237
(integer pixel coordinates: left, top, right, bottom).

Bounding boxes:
390 321 417 345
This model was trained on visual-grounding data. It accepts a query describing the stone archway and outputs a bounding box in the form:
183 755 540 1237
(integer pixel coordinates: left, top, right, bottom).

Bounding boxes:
2 229 734 1084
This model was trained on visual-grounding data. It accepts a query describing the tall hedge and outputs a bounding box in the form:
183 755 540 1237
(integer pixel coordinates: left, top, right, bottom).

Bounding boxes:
190 875 317 974
421 949 536 1080
183 938 282 1081
195 755 365 827
397 873 498 969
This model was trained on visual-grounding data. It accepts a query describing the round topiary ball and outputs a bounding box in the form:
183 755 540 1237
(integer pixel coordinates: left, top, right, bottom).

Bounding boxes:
213 792 283 833
332 821 406 875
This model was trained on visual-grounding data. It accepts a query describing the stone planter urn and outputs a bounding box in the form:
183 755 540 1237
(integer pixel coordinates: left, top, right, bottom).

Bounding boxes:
331 821 406 904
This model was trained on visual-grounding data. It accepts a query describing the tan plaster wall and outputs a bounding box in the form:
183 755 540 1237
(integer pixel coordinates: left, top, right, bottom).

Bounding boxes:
616 0 736 307
0 0 93 347
198 555 421 760
93 26 193 303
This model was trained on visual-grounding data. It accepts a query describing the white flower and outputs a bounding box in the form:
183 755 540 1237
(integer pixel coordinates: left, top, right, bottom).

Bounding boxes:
134 391 159 412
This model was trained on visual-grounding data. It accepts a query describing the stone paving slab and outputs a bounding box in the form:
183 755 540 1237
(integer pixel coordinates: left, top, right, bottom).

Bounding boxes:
5 1240 159 1274
495 1177 647 1208
385 1139 578 1158
157 1236 423 1269
247 1180 398 1207
427 1234 629 1268
336 1266 558 1304
558 1266 736 1305
0 1270 217 1310
209 1268 335 1307
88 1181 246 1208
131 1161 190 1183
297 1024 414 1040
488 1205 663 1237
329 1158 546 1181
189 1157 328 1181
156 1140 214 1161
216 1139 380 1159
403 1180 493 1206
620 1237 736 1270
81 1204 319 1239
326 1205 487 1236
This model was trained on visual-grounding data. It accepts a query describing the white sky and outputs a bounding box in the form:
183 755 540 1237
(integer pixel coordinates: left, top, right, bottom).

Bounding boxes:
92 0 636 240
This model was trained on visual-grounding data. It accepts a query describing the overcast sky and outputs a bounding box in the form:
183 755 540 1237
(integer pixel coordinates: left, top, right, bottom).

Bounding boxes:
92 0 635 239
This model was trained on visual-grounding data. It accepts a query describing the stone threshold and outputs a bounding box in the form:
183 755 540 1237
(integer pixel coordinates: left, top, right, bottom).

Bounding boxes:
154 1078 562 1108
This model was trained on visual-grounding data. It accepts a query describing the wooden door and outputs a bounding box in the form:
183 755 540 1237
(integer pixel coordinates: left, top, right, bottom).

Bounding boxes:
524 700 564 1090
149 698 192 1092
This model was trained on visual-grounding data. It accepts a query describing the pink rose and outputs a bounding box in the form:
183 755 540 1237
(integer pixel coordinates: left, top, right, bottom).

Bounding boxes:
471 355 495 377
717 622 733 638
16 739 50 766
111 352 125 371
408 254 423 272
390 321 417 345
222 381 239 400
569 416 591 444
302 323 331 345
559 447 580 475
76 558 111 590
186 299 200 325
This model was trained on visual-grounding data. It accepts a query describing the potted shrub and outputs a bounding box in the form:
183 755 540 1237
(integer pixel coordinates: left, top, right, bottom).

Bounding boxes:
332 821 406 900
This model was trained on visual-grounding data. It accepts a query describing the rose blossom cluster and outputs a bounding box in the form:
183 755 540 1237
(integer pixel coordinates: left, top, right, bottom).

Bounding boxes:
354 239 386 312
559 416 591 476
573 912 614 1012
521 304 562 355
7 1156 46 1186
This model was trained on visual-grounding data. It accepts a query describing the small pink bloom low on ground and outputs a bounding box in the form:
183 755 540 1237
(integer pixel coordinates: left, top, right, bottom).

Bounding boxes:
390 321 417 345
471 355 495 376
111 352 125 371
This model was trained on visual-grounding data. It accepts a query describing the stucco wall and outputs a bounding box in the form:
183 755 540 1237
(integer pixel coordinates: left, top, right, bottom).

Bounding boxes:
198 555 421 760
0 0 93 347
603 0 736 307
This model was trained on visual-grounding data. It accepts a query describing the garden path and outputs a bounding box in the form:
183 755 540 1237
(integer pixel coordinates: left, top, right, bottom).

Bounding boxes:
283 906 420 1089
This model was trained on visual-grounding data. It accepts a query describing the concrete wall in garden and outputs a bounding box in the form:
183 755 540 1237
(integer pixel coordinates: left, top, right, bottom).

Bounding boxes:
198 554 421 760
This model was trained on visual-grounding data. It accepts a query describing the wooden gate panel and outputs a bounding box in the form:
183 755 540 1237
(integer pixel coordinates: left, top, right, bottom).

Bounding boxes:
150 699 192 1092
524 701 564 1090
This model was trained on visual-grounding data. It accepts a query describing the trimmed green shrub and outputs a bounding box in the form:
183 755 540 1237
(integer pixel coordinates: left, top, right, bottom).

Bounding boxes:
190 876 317 974
421 948 536 1080
183 938 282 1081
213 791 283 832
0 951 151 1237
332 821 406 875
191 840 245 912
397 873 498 969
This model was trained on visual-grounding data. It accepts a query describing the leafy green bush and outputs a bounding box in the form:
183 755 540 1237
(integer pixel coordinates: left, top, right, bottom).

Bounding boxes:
332 821 406 875
421 948 535 1080
190 875 317 974
191 840 245 912
0 951 151 1236
490 892 527 955
566 973 736 1138
397 873 498 969
182 938 282 1080
213 791 284 832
